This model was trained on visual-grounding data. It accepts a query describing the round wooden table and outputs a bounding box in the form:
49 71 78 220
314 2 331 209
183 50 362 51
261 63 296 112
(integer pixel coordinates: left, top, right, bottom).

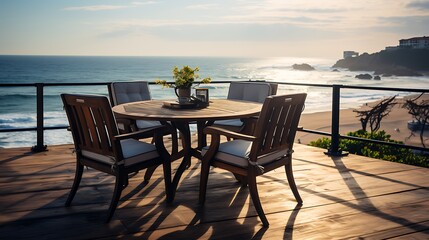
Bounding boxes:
112 99 262 194
112 99 262 122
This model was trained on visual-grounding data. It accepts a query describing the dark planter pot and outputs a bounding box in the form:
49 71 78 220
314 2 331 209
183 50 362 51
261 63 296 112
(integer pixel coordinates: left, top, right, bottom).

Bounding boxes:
175 87 191 98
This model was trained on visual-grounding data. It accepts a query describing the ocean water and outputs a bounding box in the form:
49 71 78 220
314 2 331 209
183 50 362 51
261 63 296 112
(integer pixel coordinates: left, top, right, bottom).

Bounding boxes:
1 55 428 148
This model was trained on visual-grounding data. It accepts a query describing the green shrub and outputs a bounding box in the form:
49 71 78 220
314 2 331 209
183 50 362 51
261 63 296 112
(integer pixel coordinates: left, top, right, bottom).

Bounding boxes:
309 130 428 167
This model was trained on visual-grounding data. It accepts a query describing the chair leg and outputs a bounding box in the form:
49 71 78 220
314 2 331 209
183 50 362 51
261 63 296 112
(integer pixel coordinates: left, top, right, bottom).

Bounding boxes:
285 163 303 204
65 162 84 207
144 165 158 182
106 174 126 223
248 174 269 227
198 159 211 205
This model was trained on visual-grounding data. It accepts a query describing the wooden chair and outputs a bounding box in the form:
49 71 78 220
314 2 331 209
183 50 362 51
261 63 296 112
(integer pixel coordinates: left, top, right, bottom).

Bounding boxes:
109 81 179 180
199 93 306 227
61 93 173 222
108 81 178 154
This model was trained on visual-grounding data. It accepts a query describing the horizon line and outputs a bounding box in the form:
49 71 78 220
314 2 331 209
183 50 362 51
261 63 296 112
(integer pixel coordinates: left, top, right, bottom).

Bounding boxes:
0 54 339 59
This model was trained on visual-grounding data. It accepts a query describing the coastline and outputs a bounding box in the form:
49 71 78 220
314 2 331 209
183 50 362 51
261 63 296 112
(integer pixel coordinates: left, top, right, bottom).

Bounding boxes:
296 94 428 148
332 48 429 77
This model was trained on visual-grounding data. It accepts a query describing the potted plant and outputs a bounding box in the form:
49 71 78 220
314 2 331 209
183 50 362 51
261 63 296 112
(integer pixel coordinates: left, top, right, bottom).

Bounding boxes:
156 66 211 98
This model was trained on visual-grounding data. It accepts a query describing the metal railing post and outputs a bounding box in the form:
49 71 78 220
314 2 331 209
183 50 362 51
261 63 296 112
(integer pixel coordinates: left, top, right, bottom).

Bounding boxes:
325 84 348 156
32 83 47 152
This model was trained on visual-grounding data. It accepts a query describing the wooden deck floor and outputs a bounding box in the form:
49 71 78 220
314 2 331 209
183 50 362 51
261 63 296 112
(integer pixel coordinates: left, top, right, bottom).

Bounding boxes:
0 140 428 239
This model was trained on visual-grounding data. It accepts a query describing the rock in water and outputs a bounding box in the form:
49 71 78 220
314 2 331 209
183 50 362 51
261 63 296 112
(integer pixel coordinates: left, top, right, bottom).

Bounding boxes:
355 73 373 79
292 63 315 71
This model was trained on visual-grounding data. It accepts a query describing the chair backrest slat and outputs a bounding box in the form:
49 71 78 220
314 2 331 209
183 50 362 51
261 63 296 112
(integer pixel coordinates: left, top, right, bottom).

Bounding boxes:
62 94 119 158
91 106 112 152
272 101 291 148
280 103 300 146
252 93 306 157
74 104 92 148
69 105 84 146
261 100 283 152
84 106 101 149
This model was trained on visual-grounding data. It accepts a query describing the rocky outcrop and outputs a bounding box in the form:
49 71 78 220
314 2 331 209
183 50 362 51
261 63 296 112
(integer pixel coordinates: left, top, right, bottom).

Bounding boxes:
355 73 372 79
292 63 315 71
333 48 429 76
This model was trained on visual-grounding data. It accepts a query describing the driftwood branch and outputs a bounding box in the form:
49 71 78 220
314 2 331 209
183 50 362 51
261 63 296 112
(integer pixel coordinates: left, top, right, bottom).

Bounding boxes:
353 96 397 132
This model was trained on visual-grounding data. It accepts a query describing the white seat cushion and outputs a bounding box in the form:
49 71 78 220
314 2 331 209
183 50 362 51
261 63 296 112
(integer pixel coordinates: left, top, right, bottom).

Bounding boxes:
212 119 243 127
202 139 290 168
81 138 159 167
136 120 163 129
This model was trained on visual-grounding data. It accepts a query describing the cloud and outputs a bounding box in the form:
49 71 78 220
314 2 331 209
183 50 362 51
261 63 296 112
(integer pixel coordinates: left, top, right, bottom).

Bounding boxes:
132 1 157 5
407 1 429 10
288 8 349 13
63 5 129 11
87 0 429 43
378 15 429 35
64 2 157 11
185 4 218 10
216 0 429 32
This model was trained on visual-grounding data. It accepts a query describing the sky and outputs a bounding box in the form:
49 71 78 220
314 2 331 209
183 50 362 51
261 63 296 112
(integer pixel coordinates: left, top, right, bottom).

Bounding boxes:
0 0 428 58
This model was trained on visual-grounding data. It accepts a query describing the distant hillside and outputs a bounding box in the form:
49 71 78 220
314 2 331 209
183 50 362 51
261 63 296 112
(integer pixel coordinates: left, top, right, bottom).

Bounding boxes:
333 48 429 76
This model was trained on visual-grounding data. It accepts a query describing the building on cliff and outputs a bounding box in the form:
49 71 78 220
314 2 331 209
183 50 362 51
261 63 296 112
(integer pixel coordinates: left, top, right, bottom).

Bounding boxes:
399 36 429 49
343 51 359 59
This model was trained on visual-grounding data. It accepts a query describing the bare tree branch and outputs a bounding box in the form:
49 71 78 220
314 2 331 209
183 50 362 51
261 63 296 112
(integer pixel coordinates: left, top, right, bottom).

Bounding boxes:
353 96 397 133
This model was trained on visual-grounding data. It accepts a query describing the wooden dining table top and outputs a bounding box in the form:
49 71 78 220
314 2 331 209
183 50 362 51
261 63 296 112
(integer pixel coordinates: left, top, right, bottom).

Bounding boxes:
112 99 263 122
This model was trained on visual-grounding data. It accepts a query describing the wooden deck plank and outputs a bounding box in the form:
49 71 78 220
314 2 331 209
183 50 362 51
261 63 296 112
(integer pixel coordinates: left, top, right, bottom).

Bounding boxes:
1 157 427 216
389 229 429 240
359 221 429 240
0 143 428 239
103 196 429 239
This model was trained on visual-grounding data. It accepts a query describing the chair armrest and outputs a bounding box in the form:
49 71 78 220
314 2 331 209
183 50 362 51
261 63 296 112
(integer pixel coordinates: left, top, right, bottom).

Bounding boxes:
114 125 167 141
115 117 137 133
204 126 256 141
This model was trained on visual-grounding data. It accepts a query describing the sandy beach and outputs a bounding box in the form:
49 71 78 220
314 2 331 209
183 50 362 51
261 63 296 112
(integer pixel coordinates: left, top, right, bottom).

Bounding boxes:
296 95 428 148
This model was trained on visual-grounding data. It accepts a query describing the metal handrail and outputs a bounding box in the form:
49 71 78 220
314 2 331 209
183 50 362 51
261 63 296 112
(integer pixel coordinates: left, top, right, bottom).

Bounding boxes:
0 81 428 154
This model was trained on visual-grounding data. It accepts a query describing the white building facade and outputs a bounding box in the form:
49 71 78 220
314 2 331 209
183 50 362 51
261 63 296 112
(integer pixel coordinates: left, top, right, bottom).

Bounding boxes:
399 36 429 49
